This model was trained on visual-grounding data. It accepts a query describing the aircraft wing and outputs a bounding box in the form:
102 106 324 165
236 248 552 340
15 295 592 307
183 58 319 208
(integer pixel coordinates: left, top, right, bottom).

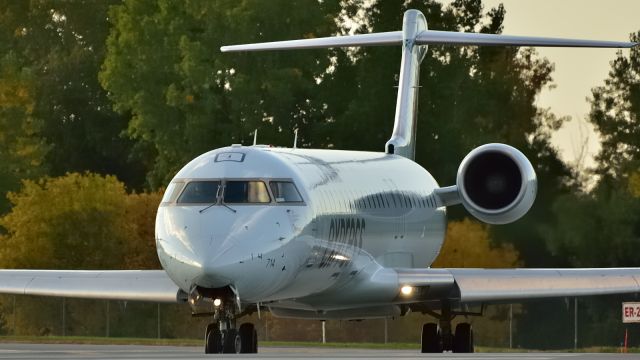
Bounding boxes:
396 268 640 303
0 270 186 303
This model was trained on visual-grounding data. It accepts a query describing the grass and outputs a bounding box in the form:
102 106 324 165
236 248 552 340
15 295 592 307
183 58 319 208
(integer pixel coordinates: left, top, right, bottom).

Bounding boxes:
0 335 201 346
0 335 638 352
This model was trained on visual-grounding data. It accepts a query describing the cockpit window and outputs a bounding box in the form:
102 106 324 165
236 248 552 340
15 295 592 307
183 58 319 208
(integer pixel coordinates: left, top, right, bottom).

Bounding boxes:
161 181 185 203
224 181 271 203
177 181 220 204
270 181 303 203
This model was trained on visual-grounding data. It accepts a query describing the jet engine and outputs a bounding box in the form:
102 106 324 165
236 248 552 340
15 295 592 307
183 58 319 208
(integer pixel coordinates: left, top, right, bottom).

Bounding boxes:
456 143 537 225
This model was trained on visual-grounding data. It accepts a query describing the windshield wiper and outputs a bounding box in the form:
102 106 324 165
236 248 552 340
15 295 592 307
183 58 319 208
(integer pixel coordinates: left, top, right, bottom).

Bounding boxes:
199 202 236 214
199 203 216 214
222 203 237 213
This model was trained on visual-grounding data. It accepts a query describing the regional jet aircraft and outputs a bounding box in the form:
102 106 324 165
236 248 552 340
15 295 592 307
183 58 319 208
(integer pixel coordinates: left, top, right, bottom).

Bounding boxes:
0 9 638 354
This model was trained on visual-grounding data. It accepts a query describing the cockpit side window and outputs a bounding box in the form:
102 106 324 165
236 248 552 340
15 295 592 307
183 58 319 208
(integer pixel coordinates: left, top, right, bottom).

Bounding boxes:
224 181 270 203
269 181 303 203
177 181 220 204
161 181 185 203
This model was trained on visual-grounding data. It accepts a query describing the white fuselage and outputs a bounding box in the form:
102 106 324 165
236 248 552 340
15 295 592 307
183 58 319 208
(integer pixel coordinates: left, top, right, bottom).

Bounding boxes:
155 145 446 312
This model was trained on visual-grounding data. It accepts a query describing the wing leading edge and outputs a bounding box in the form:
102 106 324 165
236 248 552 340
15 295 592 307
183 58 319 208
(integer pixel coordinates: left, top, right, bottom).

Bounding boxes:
396 267 640 304
0 270 187 303
221 30 637 53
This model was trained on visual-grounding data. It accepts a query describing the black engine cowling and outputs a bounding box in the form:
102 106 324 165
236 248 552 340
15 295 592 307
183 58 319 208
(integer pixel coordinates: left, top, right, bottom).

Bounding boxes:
456 143 537 225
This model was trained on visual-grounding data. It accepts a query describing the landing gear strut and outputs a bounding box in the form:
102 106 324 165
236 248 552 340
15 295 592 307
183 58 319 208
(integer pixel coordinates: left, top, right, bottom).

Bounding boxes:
420 301 475 353
190 286 259 354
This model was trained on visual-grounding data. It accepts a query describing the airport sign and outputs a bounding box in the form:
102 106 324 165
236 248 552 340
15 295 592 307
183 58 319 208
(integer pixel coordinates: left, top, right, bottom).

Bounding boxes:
622 302 640 323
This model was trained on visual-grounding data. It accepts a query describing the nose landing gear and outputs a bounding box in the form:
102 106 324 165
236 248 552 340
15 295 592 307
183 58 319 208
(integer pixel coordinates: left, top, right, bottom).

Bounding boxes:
204 321 258 354
189 286 258 354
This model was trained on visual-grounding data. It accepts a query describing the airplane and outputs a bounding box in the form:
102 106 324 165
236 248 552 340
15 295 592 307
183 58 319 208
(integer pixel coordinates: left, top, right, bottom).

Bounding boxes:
0 8 638 355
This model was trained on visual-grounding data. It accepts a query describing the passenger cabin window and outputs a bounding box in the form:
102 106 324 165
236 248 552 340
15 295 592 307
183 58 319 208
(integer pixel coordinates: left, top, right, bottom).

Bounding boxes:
177 181 220 204
224 181 270 203
270 181 303 203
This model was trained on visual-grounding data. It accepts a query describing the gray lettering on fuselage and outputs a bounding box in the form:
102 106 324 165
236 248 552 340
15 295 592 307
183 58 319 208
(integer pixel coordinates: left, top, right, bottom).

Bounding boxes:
312 217 365 269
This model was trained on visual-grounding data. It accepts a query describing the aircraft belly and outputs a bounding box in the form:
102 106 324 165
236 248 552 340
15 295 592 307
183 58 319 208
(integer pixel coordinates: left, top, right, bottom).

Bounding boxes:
267 263 403 312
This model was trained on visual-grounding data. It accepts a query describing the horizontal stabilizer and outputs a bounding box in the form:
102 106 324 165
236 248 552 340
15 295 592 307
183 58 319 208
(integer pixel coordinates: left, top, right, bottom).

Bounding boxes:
221 30 637 52
416 30 637 48
221 31 402 52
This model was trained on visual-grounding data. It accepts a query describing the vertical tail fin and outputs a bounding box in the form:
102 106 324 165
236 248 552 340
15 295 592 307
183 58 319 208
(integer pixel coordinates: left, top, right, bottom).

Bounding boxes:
384 10 428 159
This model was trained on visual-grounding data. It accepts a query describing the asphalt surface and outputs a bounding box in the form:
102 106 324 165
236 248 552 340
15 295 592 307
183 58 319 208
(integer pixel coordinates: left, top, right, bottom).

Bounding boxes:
0 343 637 359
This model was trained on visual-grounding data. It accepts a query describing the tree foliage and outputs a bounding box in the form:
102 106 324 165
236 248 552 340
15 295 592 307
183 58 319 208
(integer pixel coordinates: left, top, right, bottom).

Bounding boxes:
0 53 48 214
124 191 162 269
549 184 640 268
0 172 161 269
589 32 640 178
0 173 129 269
100 0 339 188
0 1 147 192
432 218 520 268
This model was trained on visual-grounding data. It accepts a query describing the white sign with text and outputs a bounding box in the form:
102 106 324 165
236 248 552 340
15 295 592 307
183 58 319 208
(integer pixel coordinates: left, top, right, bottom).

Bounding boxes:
622 302 640 323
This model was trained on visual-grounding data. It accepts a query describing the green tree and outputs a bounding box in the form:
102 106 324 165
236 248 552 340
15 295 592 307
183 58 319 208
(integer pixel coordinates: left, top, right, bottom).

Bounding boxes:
549 185 640 268
101 0 339 188
630 170 640 197
432 218 521 268
0 1 147 191
0 172 163 270
589 31 640 179
124 191 162 269
0 54 48 214
0 173 129 269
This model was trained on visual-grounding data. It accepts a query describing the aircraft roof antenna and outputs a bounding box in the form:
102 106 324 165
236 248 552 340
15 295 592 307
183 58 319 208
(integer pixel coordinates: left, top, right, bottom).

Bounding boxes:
253 129 258 146
221 9 637 160
293 129 298 149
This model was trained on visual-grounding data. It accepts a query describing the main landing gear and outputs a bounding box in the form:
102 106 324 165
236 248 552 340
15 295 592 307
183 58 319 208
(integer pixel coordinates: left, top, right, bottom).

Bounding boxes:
204 321 257 354
420 301 475 353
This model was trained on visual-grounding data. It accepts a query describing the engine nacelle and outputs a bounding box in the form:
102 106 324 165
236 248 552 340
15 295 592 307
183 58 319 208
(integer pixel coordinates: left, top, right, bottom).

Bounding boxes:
457 143 537 225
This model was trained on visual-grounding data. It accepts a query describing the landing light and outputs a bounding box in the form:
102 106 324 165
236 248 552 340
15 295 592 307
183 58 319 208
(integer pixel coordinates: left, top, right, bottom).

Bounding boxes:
401 285 414 296
213 298 222 307
332 254 349 261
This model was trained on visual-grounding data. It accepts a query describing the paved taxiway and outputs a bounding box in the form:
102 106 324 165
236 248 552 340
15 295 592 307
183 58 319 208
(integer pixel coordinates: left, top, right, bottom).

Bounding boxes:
0 343 636 359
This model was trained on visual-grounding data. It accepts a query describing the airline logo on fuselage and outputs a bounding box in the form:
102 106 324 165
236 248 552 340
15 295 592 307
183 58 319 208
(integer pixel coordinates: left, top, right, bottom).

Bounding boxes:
315 217 365 269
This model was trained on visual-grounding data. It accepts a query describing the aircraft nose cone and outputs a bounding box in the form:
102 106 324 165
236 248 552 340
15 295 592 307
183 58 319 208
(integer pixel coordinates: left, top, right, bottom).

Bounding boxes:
195 254 235 288
156 206 248 291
